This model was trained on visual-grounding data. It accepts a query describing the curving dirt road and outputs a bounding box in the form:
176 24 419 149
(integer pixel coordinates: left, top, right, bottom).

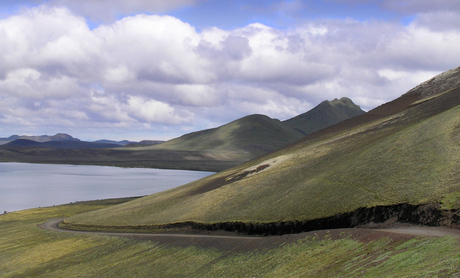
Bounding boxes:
376 226 460 238
39 218 460 252
39 218 262 240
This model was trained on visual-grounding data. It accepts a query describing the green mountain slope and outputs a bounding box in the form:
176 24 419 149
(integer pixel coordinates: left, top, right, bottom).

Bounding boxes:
67 67 460 229
141 114 304 160
128 98 364 162
284 97 365 135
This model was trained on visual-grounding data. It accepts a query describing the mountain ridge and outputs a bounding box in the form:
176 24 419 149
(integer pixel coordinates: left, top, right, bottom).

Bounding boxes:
0 133 79 145
0 97 365 171
131 97 364 162
283 96 365 135
65 66 460 231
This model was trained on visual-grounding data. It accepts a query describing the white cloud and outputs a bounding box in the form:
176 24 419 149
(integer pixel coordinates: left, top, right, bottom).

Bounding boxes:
413 11 460 32
1 5 460 139
0 68 80 99
127 96 190 124
94 14 212 84
173 84 222 107
103 66 136 84
381 23 460 71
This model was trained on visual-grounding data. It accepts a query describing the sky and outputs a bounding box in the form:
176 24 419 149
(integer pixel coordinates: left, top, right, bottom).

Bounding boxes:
1 0 460 141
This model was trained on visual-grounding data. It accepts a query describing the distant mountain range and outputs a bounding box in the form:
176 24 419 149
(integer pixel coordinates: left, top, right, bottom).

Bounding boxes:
0 133 79 145
3 139 124 149
0 134 141 148
0 97 364 170
129 97 365 161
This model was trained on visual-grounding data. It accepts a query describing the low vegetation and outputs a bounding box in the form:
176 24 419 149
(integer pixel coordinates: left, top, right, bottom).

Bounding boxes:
66 85 460 229
284 97 364 135
1 200 459 277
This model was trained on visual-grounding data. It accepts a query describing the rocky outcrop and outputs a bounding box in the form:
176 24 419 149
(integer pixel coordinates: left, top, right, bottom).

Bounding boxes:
405 66 460 98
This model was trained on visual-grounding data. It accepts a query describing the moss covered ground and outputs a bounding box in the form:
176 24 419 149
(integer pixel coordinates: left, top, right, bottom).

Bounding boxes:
1 200 459 277
66 88 460 227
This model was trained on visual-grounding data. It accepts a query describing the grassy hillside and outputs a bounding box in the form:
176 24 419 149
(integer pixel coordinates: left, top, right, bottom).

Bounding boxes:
125 98 364 162
1 200 459 277
284 97 365 135
137 114 304 159
66 67 460 229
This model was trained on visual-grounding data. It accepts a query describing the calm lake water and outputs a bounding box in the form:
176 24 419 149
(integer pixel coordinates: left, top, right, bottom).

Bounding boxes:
0 163 213 213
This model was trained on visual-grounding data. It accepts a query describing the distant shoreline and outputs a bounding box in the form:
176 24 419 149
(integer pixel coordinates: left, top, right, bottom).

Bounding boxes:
0 163 214 213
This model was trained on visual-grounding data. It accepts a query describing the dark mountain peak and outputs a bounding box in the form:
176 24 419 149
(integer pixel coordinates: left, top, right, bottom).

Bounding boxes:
50 133 80 141
284 97 365 136
338 97 355 105
237 114 275 124
317 97 360 110
6 135 20 140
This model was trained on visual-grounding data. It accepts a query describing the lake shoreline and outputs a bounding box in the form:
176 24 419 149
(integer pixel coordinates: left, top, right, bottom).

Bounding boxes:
0 162 213 213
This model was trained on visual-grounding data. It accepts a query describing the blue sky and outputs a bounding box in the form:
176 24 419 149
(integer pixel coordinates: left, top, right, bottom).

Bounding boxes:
2 0 408 29
178 0 404 28
0 0 460 141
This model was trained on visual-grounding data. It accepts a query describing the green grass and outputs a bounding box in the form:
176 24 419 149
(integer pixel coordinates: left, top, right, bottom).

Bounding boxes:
129 114 305 158
66 87 460 227
284 97 364 135
1 201 459 277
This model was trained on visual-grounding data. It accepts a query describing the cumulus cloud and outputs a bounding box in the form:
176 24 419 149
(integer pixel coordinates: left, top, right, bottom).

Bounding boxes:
127 96 191 124
412 10 460 32
1 5 460 139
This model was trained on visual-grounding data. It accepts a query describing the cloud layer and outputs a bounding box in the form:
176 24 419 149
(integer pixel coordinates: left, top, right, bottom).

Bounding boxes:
1 4 460 139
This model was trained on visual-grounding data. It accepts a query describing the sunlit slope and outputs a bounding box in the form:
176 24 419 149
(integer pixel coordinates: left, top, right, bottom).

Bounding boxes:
134 114 305 160
67 70 460 227
124 98 364 162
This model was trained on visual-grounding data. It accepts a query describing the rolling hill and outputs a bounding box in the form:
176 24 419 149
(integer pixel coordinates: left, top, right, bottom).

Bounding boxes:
0 133 79 145
126 97 364 162
139 114 305 161
65 66 460 232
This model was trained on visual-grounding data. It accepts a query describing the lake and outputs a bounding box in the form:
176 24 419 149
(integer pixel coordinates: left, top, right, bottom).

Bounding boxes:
0 163 214 213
